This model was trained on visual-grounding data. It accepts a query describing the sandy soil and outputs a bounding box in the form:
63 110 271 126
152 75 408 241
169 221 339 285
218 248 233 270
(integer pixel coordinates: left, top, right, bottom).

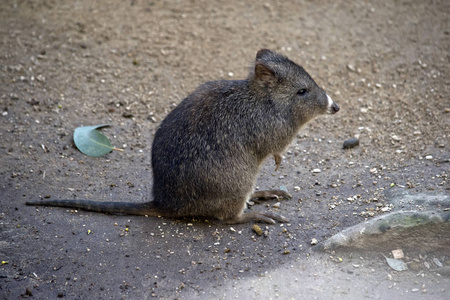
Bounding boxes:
1 0 449 299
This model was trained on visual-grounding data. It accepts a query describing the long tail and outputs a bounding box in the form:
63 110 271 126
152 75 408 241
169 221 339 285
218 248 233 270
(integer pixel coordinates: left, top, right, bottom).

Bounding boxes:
25 199 158 216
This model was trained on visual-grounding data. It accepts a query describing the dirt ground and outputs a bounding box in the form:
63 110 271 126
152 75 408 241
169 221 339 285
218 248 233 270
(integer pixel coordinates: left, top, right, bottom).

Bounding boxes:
1 0 449 299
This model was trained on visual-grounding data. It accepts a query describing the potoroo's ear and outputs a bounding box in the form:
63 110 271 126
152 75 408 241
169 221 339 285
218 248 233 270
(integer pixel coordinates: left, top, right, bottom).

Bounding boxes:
254 61 277 88
256 48 274 60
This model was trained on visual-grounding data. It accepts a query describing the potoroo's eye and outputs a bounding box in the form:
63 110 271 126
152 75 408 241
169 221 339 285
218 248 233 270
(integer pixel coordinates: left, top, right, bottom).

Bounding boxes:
297 89 307 95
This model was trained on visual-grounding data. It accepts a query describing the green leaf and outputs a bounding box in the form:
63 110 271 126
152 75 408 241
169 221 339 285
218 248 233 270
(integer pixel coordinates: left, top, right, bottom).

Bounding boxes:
74 125 118 157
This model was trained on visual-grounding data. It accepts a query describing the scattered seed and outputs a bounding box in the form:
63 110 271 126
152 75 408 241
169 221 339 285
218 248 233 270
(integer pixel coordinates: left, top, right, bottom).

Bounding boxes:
347 64 356 72
252 224 263 236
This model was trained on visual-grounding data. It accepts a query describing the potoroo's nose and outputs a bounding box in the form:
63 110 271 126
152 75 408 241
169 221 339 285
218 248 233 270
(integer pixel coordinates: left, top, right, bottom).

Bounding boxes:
326 95 339 114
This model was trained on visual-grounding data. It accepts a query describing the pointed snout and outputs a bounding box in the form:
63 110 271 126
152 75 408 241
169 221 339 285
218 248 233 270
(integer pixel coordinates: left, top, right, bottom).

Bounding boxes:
326 94 340 114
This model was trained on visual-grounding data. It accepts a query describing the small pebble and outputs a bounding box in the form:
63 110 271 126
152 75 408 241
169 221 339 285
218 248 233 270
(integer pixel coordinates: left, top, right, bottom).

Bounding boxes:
311 238 318 245
312 169 321 173
392 249 404 259
343 138 359 149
